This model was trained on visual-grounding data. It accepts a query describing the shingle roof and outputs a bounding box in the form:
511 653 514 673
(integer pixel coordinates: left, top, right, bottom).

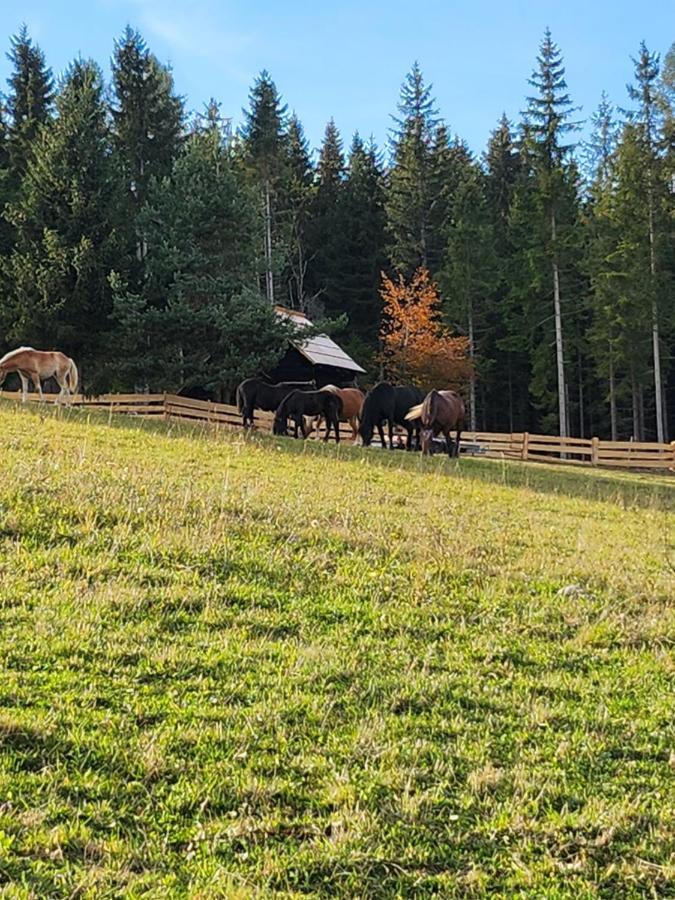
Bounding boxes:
275 306 366 374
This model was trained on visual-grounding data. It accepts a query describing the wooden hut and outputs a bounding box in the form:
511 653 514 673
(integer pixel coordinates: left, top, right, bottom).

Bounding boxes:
269 306 366 387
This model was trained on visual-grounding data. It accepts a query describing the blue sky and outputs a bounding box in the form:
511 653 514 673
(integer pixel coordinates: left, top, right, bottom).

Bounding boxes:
2 0 673 158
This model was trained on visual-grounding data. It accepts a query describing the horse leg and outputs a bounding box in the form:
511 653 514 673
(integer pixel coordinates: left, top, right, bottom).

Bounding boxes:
55 371 68 405
455 427 462 458
18 372 29 403
31 373 44 402
334 414 340 444
376 421 386 448
445 427 454 458
388 418 394 450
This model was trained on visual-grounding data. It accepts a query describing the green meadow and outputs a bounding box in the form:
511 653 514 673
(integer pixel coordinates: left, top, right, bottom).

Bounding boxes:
0 402 673 898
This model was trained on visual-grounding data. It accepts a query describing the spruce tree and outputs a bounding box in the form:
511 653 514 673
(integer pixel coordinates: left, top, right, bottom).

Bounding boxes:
240 70 288 303
306 118 345 315
520 29 580 436
5 25 53 180
333 134 387 361
4 60 121 389
438 157 496 429
111 124 293 396
483 115 527 431
284 114 314 307
386 62 439 274
111 27 184 282
626 43 668 441
583 95 623 438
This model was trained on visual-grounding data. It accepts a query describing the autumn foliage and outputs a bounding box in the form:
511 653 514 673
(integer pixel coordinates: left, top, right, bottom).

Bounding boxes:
379 267 472 388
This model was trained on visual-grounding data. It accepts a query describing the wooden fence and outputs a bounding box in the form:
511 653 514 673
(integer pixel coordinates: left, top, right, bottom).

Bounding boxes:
2 389 674 472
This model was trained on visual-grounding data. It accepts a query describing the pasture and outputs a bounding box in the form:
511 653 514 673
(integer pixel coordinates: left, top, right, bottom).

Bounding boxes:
0 401 673 898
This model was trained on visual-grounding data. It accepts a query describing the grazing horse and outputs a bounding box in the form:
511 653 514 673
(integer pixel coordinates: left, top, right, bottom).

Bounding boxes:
273 390 341 442
0 347 78 404
358 382 425 450
307 385 364 441
405 389 465 457
236 377 315 428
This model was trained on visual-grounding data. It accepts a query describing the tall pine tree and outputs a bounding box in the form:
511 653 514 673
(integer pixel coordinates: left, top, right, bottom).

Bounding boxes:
386 63 439 275
5 60 121 389
111 27 184 283
519 29 580 435
240 70 288 303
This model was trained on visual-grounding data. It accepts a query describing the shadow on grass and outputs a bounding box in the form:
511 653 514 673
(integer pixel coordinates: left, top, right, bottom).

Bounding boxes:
2 398 672 511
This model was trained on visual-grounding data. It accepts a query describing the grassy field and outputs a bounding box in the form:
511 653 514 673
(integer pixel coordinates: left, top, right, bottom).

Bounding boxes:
0 401 673 899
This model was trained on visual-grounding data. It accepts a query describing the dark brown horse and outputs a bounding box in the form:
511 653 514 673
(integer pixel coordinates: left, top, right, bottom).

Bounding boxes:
236 377 315 428
405 389 465 457
273 390 342 442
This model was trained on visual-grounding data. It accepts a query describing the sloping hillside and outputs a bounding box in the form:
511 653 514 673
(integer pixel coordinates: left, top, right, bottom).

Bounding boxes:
0 402 672 898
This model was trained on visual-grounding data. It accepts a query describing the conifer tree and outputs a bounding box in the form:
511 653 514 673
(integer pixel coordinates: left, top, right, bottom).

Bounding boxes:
481 116 527 430
284 113 314 308
111 27 184 281
439 160 496 429
626 43 668 441
306 118 345 315
520 29 580 436
240 70 288 303
4 60 121 388
112 124 294 395
5 25 53 180
386 63 439 274
583 94 622 438
332 134 387 360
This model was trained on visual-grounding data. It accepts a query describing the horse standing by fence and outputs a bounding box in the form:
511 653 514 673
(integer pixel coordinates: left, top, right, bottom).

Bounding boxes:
406 389 465 457
306 385 364 441
358 382 425 449
273 390 342 442
236 377 315 428
0 348 78 404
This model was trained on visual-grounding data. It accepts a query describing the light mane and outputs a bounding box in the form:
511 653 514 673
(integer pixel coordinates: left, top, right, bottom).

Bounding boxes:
0 347 35 366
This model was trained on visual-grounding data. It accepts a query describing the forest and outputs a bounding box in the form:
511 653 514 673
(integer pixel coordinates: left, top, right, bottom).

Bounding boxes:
0 25 672 440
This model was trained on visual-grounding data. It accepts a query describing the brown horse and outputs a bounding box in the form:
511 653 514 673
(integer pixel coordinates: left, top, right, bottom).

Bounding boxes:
307 386 365 441
405 389 465 457
0 347 79 404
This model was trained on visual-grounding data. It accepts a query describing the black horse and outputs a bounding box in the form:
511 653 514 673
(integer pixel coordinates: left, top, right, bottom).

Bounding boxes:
273 390 342 442
358 382 425 449
236 377 315 428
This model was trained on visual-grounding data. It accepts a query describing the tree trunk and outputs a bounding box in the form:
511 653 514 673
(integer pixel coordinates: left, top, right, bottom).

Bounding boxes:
551 210 568 437
264 180 274 304
631 366 639 440
577 348 584 439
507 353 513 433
647 166 665 442
468 300 476 431
608 344 617 441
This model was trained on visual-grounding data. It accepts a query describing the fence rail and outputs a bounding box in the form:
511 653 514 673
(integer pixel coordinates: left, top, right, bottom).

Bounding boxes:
1 389 673 473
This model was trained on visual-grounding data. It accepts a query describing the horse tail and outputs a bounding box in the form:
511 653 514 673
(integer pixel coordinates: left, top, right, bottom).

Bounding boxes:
420 390 439 427
404 403 423 421
67 358 79 395
236 382 244 414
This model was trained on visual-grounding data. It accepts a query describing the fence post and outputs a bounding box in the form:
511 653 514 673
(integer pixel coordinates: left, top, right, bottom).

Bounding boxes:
591 436 599 467
521 432 529 461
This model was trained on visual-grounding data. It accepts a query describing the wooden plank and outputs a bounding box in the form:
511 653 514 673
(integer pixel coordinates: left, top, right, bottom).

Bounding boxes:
596 457 675 470
598 450 675 464
526 443 593 457
522 432 593 446
597 439 672 451
526 453 590 467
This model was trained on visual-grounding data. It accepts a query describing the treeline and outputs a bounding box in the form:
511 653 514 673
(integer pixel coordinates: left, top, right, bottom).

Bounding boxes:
0 26 673 438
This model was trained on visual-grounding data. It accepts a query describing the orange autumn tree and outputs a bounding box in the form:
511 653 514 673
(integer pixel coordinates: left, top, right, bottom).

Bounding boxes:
379 267 472 388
